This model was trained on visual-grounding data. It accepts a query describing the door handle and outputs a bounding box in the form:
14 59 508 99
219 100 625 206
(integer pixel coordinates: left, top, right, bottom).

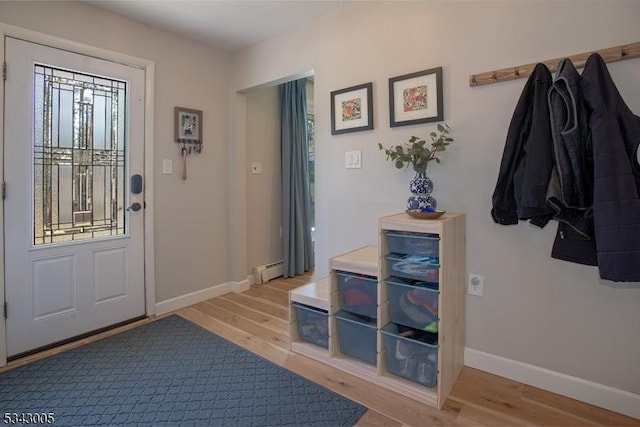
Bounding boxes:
126 202 142 212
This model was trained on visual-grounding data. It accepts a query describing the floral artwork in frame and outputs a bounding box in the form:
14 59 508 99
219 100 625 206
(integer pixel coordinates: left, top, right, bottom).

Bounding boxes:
330 82 374 135
389 67 443 127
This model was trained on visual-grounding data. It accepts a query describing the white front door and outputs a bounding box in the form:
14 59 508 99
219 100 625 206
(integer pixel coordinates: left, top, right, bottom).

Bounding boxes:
3 37 146 358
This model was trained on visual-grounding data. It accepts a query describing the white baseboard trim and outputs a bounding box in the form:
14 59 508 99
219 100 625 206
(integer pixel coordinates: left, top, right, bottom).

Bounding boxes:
155 277 253 315
231 277 251 293
155 282 233 315
465 348 640 419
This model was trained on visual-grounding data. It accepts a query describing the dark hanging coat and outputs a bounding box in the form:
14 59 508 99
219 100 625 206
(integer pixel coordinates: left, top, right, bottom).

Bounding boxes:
581 53 640 282
546 58 597 266
491 63 556 227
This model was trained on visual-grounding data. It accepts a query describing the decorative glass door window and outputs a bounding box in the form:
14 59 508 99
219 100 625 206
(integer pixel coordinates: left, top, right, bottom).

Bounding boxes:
33 65 127 245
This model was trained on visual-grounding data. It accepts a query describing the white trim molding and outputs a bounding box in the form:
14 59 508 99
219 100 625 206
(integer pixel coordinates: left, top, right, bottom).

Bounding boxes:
155 278 251 315
465 348 640 420
155 282 234 315
231 277 252 293
0 27 6 367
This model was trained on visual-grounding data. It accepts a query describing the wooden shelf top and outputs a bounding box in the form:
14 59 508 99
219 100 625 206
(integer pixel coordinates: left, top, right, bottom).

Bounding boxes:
290 276 330 311
330 246 379 277
380 212 464 234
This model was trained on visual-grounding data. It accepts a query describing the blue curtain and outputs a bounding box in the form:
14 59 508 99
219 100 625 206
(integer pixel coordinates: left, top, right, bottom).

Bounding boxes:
280 78 314 277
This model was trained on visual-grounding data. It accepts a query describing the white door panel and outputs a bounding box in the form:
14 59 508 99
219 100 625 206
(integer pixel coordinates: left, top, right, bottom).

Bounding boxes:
4 37 146 357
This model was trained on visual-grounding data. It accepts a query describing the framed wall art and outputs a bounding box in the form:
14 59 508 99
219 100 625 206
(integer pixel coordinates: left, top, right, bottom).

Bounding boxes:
174 107 203 146
389 67 443 127
330 82 373 135
174 107 203 180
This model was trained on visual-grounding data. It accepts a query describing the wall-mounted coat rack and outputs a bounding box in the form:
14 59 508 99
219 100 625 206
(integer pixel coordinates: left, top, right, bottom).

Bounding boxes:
469 41 640 87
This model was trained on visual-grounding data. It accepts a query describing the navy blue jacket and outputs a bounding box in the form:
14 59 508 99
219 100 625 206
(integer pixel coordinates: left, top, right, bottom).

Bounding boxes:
491 63 556 227
581 53 640 282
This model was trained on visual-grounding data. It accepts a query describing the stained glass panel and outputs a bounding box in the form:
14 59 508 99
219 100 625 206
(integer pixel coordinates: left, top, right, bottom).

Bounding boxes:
33 65 127 245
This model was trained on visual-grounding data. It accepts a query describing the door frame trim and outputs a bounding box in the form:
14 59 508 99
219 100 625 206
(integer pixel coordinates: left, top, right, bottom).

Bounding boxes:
0 23 156 366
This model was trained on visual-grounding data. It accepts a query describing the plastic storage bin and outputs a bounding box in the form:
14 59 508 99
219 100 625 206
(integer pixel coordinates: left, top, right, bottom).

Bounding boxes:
385 254 439 283
336 271 377 318
334 310 377 365
381 323 438 387
385 231 440 257
293 303 329 348
387 277 439 331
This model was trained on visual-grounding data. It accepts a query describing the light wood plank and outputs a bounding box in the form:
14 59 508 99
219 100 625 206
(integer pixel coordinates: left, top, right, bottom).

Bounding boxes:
450 403 532 427
439 212 466 407
203 296 289 334
195 301 290 349
289 276 330 311
353 410 402 427
220 291 289 320
178 306 290 365
244 284 290 306
263 273 312 291
522 384 640 426
469 41 640 87
449 367 603 426
331 246 379 277
259 282 293 296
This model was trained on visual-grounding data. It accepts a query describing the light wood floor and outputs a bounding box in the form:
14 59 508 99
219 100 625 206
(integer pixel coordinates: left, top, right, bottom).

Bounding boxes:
3 273 639 426
177 273 639 427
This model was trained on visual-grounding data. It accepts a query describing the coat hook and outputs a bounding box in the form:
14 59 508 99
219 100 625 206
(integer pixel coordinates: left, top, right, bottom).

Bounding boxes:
514 67 520 76
619 45 627 58
491 71 498 80
471 75 477 85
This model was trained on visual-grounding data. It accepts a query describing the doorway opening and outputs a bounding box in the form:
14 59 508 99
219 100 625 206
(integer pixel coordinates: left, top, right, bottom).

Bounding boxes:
244 76 315 279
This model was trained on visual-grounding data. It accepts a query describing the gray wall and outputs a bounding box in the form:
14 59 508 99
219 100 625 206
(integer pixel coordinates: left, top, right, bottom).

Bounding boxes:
231 1 640 396
0 1 233 302
245 86 283 271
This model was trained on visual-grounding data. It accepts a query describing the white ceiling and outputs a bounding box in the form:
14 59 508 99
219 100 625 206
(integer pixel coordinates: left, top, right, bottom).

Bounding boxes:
88 0 346 53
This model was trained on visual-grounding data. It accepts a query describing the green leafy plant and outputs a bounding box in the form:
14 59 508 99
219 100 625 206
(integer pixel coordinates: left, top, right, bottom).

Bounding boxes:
378 123 453 174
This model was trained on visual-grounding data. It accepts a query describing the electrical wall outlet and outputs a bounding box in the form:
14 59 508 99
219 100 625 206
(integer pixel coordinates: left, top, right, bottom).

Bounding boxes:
468 273 484 296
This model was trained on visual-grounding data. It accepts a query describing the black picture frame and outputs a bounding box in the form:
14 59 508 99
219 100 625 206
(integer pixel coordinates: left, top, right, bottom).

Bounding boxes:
330 82 374 135
389 67 443 127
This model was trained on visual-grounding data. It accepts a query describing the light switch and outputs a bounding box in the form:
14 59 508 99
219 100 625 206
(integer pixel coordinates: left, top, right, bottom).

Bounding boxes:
345 151 362 169
162 159 173 174
251 162 263 174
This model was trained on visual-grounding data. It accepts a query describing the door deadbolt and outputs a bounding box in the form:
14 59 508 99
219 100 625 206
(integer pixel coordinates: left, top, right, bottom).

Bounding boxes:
131 174 143 194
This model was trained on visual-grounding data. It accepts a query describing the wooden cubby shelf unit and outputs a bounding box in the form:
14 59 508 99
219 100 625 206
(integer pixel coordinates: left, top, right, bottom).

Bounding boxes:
288 212 466 409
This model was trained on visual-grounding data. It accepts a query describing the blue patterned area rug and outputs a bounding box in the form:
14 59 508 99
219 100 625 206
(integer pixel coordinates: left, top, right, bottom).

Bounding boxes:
0 315 366 426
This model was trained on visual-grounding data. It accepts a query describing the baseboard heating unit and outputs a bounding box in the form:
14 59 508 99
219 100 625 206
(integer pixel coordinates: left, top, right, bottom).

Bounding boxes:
253 260 284 284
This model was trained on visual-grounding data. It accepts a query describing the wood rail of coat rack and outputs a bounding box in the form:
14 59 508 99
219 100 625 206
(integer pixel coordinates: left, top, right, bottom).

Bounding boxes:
469 41 640 87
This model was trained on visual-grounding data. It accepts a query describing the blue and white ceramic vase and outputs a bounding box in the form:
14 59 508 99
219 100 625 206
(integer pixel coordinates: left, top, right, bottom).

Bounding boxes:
407 172 437 211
